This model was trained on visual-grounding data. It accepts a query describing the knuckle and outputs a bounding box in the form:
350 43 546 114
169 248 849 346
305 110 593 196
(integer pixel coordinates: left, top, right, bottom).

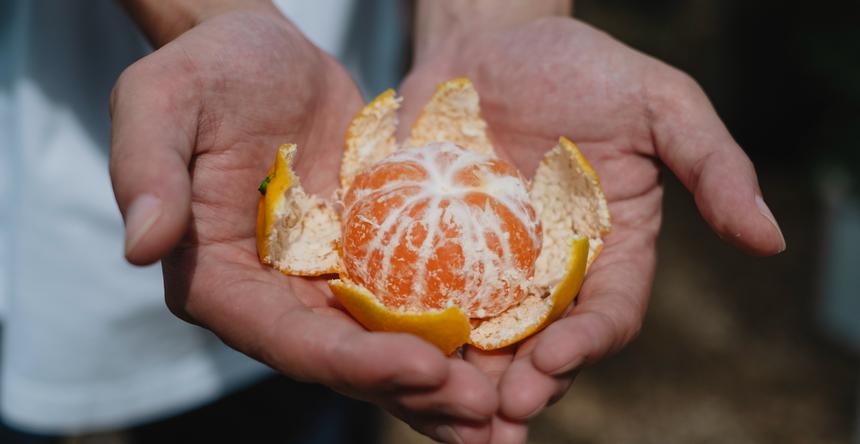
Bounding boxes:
114 54 199 116
112 60 149 107
670 67 703 95
649 65 706 116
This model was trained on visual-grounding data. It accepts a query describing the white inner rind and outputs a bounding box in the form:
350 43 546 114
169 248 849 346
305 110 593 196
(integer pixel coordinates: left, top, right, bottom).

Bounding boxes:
469 291 553 347
469 140 609 349
269 160 341 275
529 141 610 284
340 92 401 189
406 80 496 157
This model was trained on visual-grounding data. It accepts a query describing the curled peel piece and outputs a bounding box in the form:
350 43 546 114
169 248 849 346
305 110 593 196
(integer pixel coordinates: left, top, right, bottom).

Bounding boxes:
328 279 472 355
340 89 402 189
256 144 341 276
530 137 611 277
407 78 496 157
469 237 589 350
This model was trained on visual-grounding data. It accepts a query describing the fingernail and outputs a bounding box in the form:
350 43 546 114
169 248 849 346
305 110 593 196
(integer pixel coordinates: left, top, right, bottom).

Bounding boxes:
435 425 464 444
755 195 786 252
125 194 162 256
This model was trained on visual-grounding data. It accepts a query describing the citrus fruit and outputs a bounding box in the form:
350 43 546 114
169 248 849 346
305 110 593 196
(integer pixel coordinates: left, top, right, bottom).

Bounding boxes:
256 78 611 354
341 142 542 318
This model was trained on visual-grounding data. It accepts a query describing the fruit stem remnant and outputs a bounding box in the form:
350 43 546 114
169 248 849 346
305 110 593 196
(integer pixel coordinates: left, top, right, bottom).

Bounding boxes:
258 174 273 195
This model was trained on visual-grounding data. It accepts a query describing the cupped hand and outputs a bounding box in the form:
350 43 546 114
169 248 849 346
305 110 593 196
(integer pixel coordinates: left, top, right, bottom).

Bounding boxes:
399 17 785 442
110 9 498 443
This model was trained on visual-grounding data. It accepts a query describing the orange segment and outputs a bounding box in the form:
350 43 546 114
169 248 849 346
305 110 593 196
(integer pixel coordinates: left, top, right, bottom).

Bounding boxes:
341 143 541 318
329 279 471 355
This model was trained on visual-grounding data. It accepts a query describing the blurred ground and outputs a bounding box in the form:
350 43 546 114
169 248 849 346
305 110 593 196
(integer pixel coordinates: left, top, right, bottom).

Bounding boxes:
381 168 859 443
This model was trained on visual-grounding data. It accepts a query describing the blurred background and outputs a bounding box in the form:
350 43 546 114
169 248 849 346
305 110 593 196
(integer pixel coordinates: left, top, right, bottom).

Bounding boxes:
382 0 860 442
1 0 857 443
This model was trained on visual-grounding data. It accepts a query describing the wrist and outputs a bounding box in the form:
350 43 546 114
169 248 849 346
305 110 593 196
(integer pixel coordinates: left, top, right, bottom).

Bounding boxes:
120 0 278 47
414 0 572 65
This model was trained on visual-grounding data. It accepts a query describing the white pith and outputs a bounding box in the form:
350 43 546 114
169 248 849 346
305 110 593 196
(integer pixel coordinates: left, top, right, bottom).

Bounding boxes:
406 80 495 156
265 145 341 275
529 141 611 276
340 91 401 189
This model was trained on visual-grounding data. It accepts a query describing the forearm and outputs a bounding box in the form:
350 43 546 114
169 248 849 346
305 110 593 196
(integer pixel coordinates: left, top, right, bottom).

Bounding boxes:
414 0 572 63
119 0 277 47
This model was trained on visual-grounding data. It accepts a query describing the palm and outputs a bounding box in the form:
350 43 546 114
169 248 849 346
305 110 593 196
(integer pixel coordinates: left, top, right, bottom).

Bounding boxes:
461 19 664 372
401 16 661 369
113 11 781 443
156 12 362 318
399 17 782 439
112 11 506 443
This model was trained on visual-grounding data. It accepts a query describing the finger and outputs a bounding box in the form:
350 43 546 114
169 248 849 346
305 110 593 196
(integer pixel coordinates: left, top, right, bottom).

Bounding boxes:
270 309 451 394
174 258 453 393
396 414 490 444
498 356 575 421
530 231 654 376
390 404 491 444
648 68 785 255
489 416 529 444
109 51 199 265
463 346 515 386
393 359 498 421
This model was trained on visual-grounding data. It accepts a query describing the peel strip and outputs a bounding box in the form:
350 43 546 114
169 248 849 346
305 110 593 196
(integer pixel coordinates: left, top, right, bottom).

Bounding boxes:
329 279 471 355
406 78 495 156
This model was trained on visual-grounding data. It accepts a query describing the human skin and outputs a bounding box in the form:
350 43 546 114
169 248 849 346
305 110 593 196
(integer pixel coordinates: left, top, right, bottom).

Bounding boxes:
111 1 785 444
400 1 786 442
112 1 502 443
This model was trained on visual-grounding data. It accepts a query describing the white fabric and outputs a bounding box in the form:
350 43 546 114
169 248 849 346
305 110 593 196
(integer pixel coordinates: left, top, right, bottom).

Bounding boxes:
0 0 356 434
274 0 357 57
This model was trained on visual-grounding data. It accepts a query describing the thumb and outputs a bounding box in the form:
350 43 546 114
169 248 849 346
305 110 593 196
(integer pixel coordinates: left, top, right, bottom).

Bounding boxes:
109 58 197 265
649 69 786 256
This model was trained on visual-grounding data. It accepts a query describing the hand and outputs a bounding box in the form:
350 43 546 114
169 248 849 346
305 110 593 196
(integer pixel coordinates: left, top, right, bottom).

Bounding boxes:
399 16 786 442
109 7 499 442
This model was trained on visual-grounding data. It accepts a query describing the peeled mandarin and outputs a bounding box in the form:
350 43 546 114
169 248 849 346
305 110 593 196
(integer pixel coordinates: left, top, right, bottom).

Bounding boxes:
341 142 542 318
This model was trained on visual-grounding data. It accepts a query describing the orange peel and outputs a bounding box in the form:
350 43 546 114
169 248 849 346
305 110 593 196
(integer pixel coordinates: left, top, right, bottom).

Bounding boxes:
406 77 495 156
329 279 471 355
340 89 401 189
256 78 611 354
256 144 340 276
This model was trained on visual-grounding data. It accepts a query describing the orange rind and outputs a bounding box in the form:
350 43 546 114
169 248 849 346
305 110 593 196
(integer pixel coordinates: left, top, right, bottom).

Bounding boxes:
329 279 471 355
256 78 611 354
406 78 495 156
340 89 401 189
256 144 340 276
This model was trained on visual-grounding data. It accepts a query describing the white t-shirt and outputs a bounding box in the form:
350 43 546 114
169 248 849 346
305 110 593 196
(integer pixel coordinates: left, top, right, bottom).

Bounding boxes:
0 0 404 434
